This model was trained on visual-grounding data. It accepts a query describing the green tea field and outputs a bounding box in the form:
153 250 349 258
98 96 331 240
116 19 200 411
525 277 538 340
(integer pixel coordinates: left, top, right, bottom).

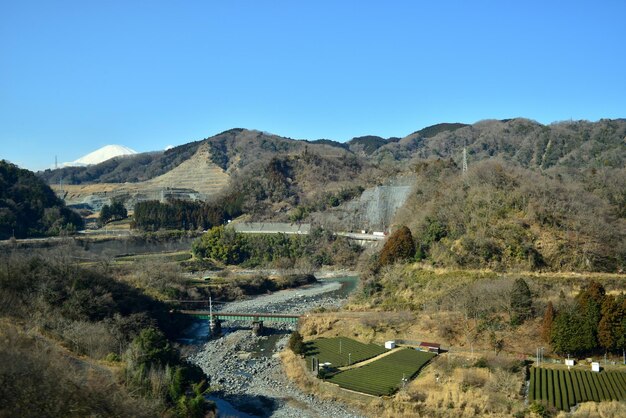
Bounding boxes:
327 348 436 396
529 367 626 411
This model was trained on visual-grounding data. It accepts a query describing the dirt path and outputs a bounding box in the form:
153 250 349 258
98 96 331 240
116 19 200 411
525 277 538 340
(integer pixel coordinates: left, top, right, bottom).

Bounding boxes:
338 347 403 371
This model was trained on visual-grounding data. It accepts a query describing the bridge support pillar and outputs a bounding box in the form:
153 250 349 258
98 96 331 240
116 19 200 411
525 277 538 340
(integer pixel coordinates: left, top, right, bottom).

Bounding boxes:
252 320 264 336
210 318 222 336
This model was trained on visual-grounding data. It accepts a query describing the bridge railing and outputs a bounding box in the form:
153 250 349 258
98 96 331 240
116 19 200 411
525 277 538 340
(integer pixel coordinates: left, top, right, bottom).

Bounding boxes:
179 310 300 323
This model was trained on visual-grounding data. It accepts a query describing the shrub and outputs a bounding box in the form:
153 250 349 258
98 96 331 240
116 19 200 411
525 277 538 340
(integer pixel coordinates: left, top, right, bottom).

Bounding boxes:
288 331 305 355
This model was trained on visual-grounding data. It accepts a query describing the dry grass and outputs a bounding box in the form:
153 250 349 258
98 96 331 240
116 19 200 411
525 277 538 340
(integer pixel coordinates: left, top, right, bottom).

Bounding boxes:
563 401 626 418
0 320 159 417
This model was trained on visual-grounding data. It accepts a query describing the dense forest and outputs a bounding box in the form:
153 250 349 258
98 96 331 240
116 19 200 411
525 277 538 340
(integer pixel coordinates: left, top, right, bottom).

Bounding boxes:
0 160 83 239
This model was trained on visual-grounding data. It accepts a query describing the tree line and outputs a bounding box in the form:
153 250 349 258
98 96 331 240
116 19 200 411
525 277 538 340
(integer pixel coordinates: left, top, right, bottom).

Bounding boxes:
192 226 362 269
544 281 626 356
132 197 241 232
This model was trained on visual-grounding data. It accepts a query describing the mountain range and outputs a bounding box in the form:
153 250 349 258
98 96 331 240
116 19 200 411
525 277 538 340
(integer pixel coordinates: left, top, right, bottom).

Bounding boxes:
37 118 625 221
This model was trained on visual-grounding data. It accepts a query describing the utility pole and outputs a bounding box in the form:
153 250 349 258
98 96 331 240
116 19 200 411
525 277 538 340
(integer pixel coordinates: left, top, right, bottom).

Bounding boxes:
209 295 213 323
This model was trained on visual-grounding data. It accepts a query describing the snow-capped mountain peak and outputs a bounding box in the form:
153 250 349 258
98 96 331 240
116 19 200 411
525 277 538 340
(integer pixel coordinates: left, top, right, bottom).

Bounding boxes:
64 145 138 167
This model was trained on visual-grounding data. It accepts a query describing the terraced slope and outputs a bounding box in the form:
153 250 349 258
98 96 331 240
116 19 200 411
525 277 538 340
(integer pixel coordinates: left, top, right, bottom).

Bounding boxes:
53 145 229 210
144 145 229 195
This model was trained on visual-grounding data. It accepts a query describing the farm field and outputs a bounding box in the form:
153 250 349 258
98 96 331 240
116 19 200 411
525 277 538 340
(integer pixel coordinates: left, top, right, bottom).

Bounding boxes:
529 367 626 411
304 337 387 367
326 348 436 396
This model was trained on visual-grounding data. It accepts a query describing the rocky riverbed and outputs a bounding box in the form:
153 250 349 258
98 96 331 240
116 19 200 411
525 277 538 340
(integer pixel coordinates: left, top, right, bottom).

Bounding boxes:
187 279 366 418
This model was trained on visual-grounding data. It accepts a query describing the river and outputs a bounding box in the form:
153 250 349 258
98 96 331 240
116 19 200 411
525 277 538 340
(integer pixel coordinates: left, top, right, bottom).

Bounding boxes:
184 275 365 418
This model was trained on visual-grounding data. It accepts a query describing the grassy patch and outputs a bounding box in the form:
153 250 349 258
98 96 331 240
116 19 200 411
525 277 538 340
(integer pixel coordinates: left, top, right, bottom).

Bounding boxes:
327 348 435 396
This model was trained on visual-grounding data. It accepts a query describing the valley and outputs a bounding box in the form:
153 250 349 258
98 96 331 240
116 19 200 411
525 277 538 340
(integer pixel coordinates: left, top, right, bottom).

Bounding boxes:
1 118 625 418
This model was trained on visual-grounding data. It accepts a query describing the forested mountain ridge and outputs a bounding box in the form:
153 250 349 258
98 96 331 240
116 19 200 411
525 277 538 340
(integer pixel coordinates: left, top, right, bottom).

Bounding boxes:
0 160 83 239
39 128 352 185
372 118 626 170
38 119 626 188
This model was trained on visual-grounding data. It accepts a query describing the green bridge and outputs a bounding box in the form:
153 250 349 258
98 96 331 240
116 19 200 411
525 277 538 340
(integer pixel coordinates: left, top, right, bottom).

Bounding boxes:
180 310 300 324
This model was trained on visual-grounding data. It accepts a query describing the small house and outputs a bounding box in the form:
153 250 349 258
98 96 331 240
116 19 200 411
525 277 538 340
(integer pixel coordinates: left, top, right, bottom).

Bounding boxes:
591 362 600 372
565 359 575 367
385 340 396 349
418 341 441 354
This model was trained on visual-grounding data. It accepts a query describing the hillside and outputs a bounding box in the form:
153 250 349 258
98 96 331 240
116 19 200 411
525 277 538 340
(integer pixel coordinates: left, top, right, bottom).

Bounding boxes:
389 158 625 272
0 160 83 239
43 129 373 212
40 119 626 185
35 119 626 243
372 118 626 170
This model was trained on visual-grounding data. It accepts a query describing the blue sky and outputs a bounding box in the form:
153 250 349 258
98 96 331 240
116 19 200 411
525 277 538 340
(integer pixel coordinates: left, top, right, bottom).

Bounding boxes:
1 1 625 171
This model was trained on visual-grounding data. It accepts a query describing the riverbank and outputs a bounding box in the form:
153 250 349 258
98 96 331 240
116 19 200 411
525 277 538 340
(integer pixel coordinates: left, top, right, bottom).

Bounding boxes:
188 278 365 418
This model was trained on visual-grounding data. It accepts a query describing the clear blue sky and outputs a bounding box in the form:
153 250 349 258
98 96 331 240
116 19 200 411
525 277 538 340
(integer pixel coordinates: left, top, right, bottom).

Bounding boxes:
2 1 625 171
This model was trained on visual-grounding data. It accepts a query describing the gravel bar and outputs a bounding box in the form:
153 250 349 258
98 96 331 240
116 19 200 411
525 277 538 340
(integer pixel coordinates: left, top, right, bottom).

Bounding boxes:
188 280 365 418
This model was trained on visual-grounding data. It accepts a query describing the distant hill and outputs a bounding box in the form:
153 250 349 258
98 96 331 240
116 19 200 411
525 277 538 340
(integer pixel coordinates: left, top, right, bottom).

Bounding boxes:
372 118 626 170
0 160 83 239
410 122 469 138
347 135 401 155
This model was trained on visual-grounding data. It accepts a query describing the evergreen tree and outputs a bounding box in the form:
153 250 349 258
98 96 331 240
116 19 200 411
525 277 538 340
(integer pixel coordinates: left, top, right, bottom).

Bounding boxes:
598 295 625 353
551 304 595 355
510 278 533 325
576 280 606 349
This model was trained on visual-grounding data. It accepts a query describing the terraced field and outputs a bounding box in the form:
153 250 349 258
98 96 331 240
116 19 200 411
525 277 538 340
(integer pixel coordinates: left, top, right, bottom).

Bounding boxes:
529 367 626 411
326 348 435 396
304 337 387 367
